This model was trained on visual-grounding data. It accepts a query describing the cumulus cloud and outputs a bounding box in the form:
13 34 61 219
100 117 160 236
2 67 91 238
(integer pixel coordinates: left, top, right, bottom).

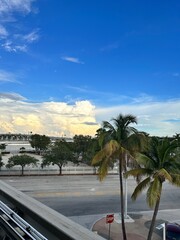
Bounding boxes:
0 97 99 137
61 56 84 64
0 91 179 137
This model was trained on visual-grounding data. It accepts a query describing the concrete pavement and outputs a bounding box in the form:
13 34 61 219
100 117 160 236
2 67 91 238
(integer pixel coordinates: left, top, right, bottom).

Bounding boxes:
70 209 180 240
92 213 162 240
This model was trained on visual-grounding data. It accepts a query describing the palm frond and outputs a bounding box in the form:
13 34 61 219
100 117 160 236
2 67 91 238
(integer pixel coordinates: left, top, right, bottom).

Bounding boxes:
135 152 155 169
103 140 120 156
102 121 115 132
163 161 180 172
156 168 172 183
121 114 137 126
126 132 148 155
125 168 152 178
91 150 106 165
131 177 151 201
146 177 162 208
171 173 180 186
92 140 122 180
153 137 178 168
163 138 179 161
97 159 109 181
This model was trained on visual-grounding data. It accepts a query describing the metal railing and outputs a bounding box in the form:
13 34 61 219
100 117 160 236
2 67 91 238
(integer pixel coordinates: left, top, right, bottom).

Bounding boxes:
0 201 48 240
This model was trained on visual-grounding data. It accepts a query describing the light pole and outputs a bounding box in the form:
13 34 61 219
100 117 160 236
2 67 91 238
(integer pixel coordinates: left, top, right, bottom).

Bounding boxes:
124 154 128 219
124 177 128 218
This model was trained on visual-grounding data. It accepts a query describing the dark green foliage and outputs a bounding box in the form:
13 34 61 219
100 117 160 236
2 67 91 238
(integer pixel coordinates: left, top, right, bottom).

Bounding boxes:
6 154 39 175
42 139 75 175
19 147 26 153
1 151 10 154
81 137 101 166
29 134 50 154
73 135 95 164
0 144 6 151
0 154 4 170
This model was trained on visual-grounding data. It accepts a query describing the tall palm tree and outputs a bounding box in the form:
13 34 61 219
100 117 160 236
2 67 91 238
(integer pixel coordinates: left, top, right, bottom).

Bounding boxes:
125 137 180 240
92 114 146 240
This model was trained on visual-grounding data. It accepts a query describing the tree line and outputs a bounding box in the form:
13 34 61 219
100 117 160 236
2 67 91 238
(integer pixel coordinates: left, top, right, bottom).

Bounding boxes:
0 113 180 240
0 133 99 174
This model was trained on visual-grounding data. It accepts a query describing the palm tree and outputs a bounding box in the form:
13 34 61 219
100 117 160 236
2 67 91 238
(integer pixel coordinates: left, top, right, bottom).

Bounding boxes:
125 137 180 240
92 114 146 240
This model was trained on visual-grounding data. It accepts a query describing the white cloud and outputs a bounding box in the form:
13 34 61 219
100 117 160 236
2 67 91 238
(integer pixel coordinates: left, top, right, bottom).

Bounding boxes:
132 93 155 103
95 99 180 137
0 69 20 83
0 25 8 38
1 41 27 52
23 29 39 43
0 92 179 137
61 56 84 64
0 0 35 15
0 98 99 137
0 92 26 101
0 0 38 53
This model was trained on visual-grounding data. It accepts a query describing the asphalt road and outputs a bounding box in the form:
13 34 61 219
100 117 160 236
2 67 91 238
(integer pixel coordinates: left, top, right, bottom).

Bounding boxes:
1 175 180 217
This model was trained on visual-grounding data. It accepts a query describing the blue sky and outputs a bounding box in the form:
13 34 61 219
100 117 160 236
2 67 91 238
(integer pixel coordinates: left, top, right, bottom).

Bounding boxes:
0 0 180 137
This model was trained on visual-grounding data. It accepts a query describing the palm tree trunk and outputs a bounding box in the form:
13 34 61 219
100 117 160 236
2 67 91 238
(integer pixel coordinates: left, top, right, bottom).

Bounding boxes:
147 194 161 240
119 159 127 240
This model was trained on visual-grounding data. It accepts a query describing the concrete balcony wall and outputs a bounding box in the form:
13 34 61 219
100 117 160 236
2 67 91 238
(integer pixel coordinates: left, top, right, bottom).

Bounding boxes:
0 180 104 240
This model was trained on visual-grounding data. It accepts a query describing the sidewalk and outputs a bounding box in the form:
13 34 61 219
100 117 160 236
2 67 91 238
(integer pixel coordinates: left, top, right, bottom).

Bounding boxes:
91 209 180 240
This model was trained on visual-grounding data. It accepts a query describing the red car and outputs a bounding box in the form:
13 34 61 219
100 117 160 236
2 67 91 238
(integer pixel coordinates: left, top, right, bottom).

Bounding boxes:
166 222 180 240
